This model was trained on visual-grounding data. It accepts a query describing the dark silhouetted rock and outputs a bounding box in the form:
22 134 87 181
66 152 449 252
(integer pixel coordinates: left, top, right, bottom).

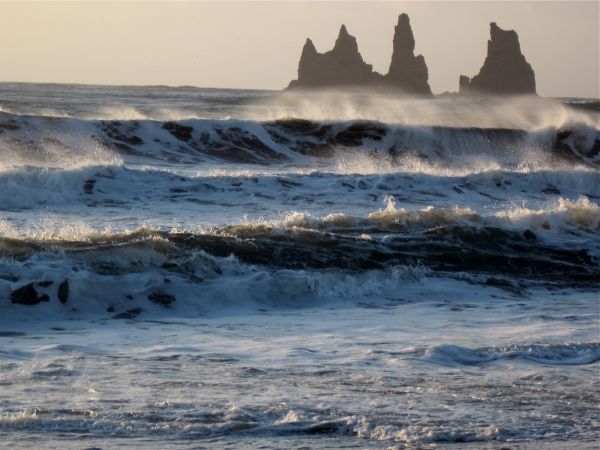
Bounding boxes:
288 25 380 89
385 13 431 95
459 75 470 91
460 22 536 95
287 15 430 95
11 283 50 305
57 279 69 304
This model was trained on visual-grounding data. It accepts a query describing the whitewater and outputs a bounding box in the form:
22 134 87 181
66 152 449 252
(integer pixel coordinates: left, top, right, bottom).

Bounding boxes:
0 82 598 449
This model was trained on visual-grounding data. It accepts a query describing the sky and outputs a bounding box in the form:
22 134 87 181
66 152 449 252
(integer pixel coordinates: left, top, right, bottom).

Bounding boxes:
0 1 597 97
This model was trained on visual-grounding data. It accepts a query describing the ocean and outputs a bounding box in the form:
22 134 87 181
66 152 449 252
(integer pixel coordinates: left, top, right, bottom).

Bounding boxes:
0 82 598 449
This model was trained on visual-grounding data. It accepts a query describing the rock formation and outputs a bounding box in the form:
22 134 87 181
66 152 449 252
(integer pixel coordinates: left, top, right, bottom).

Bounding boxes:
459 22 536 95
287 14 431 95
385 13 431 95
287 25 380 89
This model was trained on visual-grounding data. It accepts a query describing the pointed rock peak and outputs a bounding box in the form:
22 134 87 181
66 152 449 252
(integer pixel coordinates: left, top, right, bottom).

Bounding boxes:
302 38 317 55
392 13 416 55
398 13 410 26
333 24 359 55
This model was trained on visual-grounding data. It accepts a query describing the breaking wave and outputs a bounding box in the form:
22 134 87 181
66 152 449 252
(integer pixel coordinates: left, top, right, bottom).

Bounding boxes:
0 197 598 295
0 111 598 169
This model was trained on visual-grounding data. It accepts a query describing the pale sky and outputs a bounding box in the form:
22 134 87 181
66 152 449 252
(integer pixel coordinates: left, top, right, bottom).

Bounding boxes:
0 1 597 97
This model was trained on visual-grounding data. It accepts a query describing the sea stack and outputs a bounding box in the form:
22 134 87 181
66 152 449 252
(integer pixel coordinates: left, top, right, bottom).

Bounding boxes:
287 25 380 89
459 22 536 95
385 13 432 95
287 14 431 95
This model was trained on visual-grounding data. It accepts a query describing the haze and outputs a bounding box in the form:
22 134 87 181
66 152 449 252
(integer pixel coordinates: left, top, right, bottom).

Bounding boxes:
0 1 597 98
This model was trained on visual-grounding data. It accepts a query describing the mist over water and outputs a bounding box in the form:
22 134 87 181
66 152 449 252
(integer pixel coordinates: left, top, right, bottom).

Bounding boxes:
0 83 598 449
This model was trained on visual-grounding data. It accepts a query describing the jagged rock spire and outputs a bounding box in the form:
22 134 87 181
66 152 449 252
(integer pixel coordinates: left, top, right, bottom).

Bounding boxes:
332 25 358 55
459 22 536 95
296 39 319 84
391 13 415 57
288 24 377 89
301 38 317 57
385 13 432 95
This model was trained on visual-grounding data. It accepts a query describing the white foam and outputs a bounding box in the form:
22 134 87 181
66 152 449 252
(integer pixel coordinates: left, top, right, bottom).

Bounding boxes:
495 196 600 233
257 93 600 130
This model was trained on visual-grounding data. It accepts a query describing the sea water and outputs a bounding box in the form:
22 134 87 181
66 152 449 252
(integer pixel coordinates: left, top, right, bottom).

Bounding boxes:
0 83 598 449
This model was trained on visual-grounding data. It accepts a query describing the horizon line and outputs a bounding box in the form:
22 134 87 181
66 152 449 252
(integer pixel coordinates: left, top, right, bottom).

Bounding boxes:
0 80 596 100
